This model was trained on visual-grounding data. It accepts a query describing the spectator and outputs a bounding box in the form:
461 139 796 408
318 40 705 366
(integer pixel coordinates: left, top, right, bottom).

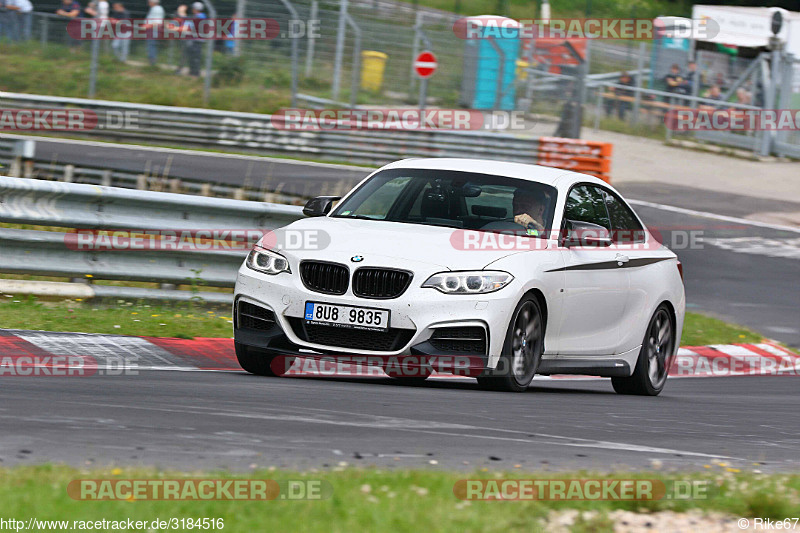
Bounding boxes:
5 0 32 41
172 4 189 74
679 61 698 95
143 0 164 66
185 1 206 77
735 87 752 106
705 85 723 101
56 0 81 44
110 1 130 61
664 64 685 95
56 0 81 19
605 71 635 120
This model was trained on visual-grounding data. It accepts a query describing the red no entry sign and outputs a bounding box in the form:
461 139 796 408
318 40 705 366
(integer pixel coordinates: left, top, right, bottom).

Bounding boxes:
414 51 438 78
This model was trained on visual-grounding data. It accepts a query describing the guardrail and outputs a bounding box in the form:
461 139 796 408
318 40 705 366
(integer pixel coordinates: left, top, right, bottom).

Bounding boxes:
0 176 305 304
1 92 618 178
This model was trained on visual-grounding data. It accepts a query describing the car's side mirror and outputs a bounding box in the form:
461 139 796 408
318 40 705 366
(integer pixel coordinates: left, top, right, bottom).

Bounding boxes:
563 219 612 247
303 196 341 217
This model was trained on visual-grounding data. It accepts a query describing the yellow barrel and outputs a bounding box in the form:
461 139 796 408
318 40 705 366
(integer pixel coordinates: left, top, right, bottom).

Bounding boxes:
360 51 388 92
516 59 530 80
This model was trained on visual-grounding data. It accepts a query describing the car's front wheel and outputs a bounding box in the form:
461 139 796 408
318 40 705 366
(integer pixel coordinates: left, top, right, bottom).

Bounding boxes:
612 305 675 396
478 295 544 392
235 342 291 377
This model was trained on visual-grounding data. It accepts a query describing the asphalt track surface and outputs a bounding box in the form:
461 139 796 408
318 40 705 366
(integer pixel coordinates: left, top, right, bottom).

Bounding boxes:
1 138 798 472
0 373 797 471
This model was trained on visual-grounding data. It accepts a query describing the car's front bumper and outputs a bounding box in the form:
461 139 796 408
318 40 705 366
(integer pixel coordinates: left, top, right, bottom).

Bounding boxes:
233 265 523 369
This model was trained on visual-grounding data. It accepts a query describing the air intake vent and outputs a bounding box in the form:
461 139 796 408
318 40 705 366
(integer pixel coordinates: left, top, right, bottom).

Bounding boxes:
288 318 415 352
429 326 487 354
237 301 276 331
300 261 349 295
352 268 412 299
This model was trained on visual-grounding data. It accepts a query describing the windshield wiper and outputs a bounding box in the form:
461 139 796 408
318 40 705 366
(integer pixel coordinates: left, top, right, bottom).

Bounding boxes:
332 214 382 220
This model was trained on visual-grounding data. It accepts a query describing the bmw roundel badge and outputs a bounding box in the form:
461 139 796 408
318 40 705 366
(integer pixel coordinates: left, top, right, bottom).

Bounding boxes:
351 255 364 262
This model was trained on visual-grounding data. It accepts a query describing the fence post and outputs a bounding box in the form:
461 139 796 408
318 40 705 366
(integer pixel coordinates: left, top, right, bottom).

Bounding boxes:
345 13 361 108
88 36 100 98
331 0 348 101
201 0 218 106
594 85 603 131
40 15 49 48
409 11 423 95
631 42 645 125
234 0 245 57
277 0 299 107
305 0 318 77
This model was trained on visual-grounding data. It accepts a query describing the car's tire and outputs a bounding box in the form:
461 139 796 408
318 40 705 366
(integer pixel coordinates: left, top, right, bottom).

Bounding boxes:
235 341 292 377
477 295 544 392
612 305 675 396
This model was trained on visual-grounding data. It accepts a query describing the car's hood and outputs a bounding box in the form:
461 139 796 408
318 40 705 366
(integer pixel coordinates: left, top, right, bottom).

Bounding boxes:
263 216 544 272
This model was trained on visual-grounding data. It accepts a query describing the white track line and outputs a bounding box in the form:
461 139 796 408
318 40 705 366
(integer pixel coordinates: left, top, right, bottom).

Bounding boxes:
628 199 800 234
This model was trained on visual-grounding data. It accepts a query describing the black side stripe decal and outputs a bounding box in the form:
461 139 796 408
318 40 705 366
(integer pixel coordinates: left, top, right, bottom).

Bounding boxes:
546 257 671 272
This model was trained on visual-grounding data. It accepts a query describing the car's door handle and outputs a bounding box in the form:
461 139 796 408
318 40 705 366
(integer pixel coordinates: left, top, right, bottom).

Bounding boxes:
616 254 630 266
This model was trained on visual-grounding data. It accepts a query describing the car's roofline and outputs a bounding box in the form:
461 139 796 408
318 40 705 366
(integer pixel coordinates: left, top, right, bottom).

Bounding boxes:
380 158 612 190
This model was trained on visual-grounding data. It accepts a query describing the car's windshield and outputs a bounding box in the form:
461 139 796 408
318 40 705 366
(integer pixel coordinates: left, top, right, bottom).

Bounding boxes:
330 169 558 237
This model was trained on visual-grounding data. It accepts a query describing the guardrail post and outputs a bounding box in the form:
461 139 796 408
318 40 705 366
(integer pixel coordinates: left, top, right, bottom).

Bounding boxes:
101 170 112 187
233 188 246 200
169 179 182 193
63 165 75 183
200 183 212 196
136 174 148 190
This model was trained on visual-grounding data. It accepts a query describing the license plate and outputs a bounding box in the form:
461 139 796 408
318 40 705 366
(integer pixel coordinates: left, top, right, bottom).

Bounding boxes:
304 302 390 332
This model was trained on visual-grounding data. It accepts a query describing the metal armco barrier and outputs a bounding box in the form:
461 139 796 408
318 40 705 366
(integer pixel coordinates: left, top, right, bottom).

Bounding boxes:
536 137 613 183
0 176 305 303
0 92 614 178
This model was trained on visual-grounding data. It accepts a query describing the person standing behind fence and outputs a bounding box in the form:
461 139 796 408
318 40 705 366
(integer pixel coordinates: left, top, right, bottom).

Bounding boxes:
185 1 206 77
172 4 189 74
605 71 635 121
110 1 129 61
5 0 32 41
56 0 81 45
663 64 685 94
143 0 164 66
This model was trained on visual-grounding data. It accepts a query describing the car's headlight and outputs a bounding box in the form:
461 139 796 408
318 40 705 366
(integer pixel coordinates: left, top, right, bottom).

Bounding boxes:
246 247 291 275
421 271 513 294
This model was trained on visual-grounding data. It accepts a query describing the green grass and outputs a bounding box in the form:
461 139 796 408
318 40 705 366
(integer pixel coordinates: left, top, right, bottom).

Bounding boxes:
0 296 771 347
1 465 798 532
0 296 232 339
680 312 762 347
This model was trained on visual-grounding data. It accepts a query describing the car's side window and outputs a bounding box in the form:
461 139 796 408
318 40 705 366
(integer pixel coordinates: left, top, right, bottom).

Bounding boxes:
602 190 646 243
564 185 611 229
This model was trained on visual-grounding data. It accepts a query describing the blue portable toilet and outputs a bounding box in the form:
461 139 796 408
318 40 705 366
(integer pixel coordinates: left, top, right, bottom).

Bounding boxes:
459 16 521 110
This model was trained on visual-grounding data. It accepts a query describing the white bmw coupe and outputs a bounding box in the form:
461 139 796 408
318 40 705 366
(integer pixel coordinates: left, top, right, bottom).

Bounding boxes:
233 158 685 395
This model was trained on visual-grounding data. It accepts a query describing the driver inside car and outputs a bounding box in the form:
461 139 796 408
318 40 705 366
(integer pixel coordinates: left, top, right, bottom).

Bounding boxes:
512 189 549 236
